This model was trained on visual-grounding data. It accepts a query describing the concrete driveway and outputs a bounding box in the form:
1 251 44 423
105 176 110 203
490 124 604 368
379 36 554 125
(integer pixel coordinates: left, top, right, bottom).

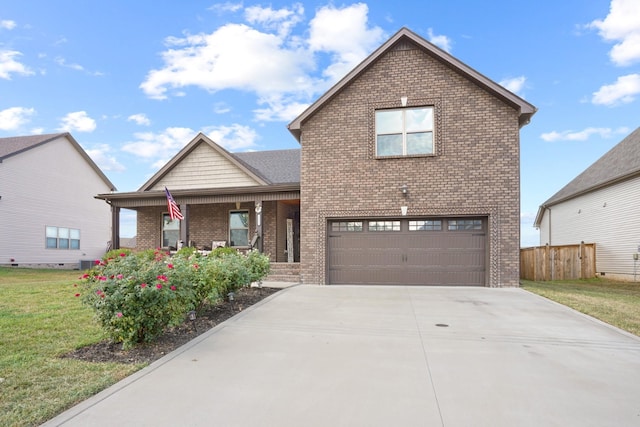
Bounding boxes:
44 285 640 427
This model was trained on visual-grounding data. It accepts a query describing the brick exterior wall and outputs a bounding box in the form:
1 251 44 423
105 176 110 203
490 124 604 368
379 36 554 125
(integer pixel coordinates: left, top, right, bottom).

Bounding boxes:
136 202 281 262
299 42 521 287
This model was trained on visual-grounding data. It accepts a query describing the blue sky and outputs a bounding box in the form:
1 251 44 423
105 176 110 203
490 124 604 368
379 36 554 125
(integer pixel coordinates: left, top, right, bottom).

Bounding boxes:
1 1 639 245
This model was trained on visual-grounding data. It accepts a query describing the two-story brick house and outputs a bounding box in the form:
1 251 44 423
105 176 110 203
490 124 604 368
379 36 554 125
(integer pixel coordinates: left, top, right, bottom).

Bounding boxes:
98 27 535 287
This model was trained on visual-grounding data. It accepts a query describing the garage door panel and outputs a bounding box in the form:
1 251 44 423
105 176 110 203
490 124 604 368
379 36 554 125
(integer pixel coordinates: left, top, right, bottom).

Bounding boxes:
328 218 486 286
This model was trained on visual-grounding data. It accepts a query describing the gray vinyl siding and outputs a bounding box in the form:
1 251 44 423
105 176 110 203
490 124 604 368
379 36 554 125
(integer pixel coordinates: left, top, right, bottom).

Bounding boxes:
539 175 640 279
0 136 112 266
149 143 259 190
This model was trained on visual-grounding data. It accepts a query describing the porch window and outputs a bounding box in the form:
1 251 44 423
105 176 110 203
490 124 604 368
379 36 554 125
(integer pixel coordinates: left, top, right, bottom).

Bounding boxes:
229 210 249 247
162 214 180 248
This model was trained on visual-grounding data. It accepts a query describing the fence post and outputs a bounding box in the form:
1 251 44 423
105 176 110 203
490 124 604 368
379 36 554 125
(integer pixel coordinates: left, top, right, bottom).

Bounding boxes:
579 241 585 279
544 244 550 281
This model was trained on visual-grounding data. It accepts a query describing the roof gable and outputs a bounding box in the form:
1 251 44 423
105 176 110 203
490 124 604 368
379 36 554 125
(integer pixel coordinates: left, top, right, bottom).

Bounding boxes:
541 127 640 208
139 133 269 191
288 27 536 141
0 132 116 190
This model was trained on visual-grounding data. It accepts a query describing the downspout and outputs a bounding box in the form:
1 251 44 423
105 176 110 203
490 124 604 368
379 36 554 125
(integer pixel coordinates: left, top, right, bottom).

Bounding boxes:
546 207 551 246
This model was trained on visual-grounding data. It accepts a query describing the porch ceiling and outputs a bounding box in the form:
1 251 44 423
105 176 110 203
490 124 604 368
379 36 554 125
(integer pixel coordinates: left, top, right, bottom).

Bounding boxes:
96 184 300 208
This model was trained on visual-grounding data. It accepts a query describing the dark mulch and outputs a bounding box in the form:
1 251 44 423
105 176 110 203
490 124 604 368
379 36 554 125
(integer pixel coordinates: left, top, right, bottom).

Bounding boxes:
61 286 280 365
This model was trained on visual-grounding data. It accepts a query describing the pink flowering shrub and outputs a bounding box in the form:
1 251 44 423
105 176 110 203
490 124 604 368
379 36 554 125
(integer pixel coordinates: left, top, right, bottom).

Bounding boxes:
79 248 271 349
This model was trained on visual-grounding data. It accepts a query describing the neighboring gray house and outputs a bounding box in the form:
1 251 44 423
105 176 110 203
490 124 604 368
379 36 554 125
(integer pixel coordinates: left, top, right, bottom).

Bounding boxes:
534 127 640 281
0 133 116 268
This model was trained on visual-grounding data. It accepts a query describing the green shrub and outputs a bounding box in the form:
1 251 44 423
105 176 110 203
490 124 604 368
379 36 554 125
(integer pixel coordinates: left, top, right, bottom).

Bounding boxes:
246 250 271 283
210 246 237 258
79 248 271 348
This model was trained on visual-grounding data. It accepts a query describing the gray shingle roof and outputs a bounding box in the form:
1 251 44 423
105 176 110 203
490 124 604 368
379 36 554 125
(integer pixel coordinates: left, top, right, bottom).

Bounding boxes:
233 149 300 184
541 126 640 207
0 133 66 160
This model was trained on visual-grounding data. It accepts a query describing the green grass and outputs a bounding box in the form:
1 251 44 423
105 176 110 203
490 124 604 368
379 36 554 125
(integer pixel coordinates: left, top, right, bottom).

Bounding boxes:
0 267 142 427
521 277 640 337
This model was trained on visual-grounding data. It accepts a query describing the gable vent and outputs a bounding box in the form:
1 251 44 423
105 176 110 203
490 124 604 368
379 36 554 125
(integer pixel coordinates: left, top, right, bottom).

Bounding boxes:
392 39 418 51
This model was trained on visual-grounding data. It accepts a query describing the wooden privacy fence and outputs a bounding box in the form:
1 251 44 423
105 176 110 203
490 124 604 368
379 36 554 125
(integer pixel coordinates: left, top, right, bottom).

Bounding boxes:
520 243 596 281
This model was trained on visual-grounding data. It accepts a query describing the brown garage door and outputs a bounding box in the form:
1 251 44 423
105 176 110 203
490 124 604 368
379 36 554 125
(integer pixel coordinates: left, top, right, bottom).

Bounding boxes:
327 218 486 286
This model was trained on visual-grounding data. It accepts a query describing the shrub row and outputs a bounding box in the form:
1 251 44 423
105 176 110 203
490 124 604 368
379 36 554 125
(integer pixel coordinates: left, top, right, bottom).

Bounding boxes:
78 247 270 349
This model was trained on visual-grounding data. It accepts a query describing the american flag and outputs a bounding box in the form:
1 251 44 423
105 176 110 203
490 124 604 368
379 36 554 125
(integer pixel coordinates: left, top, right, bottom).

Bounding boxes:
165 187 184 221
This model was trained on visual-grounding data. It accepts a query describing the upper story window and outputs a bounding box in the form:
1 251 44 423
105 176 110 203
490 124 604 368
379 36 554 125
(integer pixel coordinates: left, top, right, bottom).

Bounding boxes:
375 106 434 157
46 226 80 249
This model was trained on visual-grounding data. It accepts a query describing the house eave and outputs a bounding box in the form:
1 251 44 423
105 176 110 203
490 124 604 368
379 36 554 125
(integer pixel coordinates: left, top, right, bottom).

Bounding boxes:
96 183 301 208
533 169 640 227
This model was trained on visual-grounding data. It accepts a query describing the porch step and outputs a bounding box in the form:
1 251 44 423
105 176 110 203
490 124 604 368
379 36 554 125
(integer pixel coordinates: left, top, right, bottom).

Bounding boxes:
265 262 300 283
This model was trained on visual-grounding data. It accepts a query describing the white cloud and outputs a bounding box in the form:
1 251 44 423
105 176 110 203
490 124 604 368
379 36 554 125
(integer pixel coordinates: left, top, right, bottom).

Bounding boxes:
58 111 97 132
208 2 243 14
55 57 84 71
245 3 304 36
85 144 126 172
427 28 452 52
121 127 197 161
253 95 309 122
499 76 527 95
540 126 628 142
592 73 640 105
0 50 33 79
140 23 316 101
308 3 385 81
203 123 259 151
588 0 640 66
213 102 231 114
1 20 17 30
55 56 103 76
0 106 35 130
127 113 151 126
140 3 384 121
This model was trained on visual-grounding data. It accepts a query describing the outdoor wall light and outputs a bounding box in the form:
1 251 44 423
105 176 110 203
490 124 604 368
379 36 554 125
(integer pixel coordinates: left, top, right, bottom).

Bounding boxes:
401 96 408 107
399 184 408 196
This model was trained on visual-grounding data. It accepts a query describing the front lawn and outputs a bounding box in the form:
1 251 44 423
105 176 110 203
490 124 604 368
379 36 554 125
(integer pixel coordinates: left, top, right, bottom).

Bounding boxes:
0 267 142 427
521 278 640 337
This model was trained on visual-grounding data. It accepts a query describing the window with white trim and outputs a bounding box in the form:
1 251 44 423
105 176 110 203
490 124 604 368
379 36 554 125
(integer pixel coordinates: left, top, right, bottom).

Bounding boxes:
46 226 80 249
375 106 434 157
229 210 250 247
162 214 180 248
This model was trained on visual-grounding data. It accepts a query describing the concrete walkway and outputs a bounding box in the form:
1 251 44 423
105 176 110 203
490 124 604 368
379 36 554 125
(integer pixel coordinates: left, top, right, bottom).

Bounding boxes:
43 285 640 427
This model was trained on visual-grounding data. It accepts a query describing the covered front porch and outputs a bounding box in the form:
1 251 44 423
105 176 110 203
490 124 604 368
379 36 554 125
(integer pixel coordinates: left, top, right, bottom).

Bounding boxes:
98 185 300 264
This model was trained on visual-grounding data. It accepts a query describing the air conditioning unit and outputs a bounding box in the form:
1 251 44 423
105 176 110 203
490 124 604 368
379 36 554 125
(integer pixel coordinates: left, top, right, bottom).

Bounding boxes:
79 260 94 270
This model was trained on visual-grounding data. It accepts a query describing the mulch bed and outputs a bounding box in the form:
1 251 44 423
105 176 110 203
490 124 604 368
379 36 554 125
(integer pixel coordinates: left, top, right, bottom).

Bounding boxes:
61 286 280 365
